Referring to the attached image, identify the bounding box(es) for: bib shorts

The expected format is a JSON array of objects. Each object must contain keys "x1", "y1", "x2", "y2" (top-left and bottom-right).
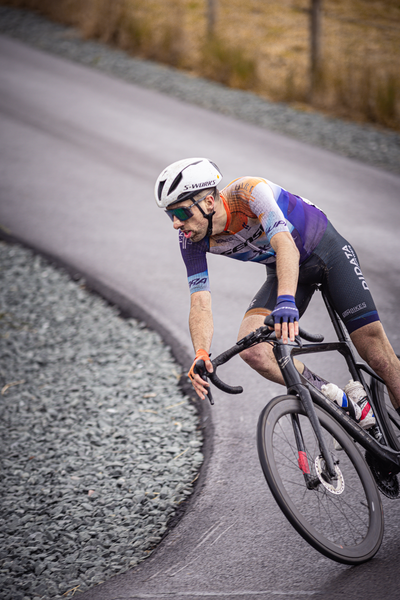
[{"x1": 245, "y1": 221, "x2": 379, "y2": 334}]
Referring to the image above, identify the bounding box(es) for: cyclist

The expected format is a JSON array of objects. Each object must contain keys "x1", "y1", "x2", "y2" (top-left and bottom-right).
[{"x1": 155, "y1": 158, "x2": 400, "y2": 425}]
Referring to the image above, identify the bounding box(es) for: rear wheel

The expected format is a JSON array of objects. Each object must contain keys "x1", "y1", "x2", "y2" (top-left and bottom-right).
[
  {"x1": 257, "y1": 395, "x2": 383, "y2": 565},
  {"x1": 368, "y1": 361, "x2": 400, "y2": 498}
]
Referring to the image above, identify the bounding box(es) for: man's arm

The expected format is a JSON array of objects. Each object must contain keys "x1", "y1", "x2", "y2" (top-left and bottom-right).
[
  {"x1": 189, "y1": 290, "x2": 213, "y2": 352},
  {"x1": 188, "y1": 290, "x2": 214, "y2": 400},
  {"x1": 270, "y1": 231, "x2": 300, "y2": 343}
]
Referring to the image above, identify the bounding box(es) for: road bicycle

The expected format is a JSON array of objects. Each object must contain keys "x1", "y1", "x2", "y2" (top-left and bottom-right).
[{"x1": 195, "y1": 285, "x2": 400, "y2": 565}]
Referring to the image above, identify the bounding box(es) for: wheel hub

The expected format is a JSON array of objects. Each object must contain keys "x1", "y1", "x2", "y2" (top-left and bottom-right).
[{"x1": 315, "y1": 455, "x2": 345, "y2": 495}]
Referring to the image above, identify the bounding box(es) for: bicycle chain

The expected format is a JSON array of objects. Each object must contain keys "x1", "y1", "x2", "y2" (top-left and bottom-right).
[{"x1": 365, "y1": 451, "x2": 400, "y2": 499}]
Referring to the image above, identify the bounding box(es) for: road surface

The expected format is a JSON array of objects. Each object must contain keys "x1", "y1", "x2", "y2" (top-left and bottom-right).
[{"x1": 1, "y1": 35, "x2": 400, "y2": 600}]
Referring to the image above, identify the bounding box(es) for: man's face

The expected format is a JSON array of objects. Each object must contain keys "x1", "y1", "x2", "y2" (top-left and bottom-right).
[{"x1": 168, "y1": 196, "x2": 212, "y2": 242}]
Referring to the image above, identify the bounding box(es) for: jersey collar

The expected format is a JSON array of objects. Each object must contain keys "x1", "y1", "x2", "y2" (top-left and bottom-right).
[{"x1": 221, "y1": 193, "x2": 231, "y2": 232}]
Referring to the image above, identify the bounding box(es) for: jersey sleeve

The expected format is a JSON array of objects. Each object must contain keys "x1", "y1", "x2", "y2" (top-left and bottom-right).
[
  {"x1": 250, "y1": 180, "x2": 289, "y2": 241},
  {"x1": 179, "y1": 231, "x2": 210, "y2": 294}
]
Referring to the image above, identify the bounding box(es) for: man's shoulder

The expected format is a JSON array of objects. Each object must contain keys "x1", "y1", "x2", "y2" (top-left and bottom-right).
[
  {"x1": 222, "y1": 176, "x2": 267, "y2": 196},
  {"x1": 221, "y1": 177, "x2": 278, "y2": 219}
]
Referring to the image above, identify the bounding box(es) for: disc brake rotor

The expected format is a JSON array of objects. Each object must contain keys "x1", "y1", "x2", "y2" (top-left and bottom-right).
[{"x1": 315, "y1": 455, "x2": 345, "y2": 495}]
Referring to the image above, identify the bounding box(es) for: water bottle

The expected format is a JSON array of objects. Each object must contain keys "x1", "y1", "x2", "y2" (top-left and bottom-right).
[
  {"x1": 344, "y1": 380, "x2": 368, "y2": 404},
  {"x1": 344, "y1": 380, "x2": 376, "y2": 429},
  {"x1": 321, "y1": 383, "x2": 360, "y2": 420}
]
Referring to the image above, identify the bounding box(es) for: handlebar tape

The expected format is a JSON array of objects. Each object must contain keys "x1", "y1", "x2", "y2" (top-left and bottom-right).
[
  {"x1": 195, "y1": 358, "x2": 243, "y2": 397},
  {"x1": 264, "y1": 315, "x2": 324, "y2": 343},
  {"x1": 194, "y1": 359, "x2": 214, "y2": 405},
  {"x1": 208, "y1": 371, "x2": 243, "y2": 395},
  {"x1": 194, "y1": 318, "x2": 324, "y2": 403}
]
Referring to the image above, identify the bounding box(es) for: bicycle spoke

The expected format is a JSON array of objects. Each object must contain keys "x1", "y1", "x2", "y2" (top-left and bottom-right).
[
  {"x1": 273, "y1": 414, "x2": 371, "y2": 546},
  {"x1": 258, "y1": 397, "x2": 383, "y2": 563}
]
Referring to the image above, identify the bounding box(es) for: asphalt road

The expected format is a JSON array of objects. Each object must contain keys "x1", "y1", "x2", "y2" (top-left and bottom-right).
[{"x1": 1, "y1": 35, "x2": 400, "y2": 600}]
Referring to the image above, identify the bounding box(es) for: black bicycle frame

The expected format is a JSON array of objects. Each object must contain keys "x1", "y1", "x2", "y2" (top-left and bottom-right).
[
  {"x1": 273, "y1": 342, "x2": 338, "y2": 479},
  {"x1": 288, "y1": 341, "x2": 400, "y2": 472},
  {"x1": 206, "y1": 285, "x2": 400, "y2": 475},
  {"x1": 270, "y1": 315, "x2": 400, "y2": 475}
]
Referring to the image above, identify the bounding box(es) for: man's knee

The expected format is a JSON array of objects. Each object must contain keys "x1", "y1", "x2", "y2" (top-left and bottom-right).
[
  {"x1": 237, "y1": 313, "x2": 276, "y2": 375},
  {"x1": 240, "y1": 345, "x2": 263, "y2": 371},
  {"x1": 239, "y1": 344, "x2": 275, "y2": 375}
]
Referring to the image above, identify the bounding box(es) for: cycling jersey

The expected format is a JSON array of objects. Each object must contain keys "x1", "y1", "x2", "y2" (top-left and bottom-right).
[
  {"x1": 247, "y1": 221, "x2": 380, "y2": 333},
  {"x1": 180, "y1": 177, "x2": 328, "y2": 294}
]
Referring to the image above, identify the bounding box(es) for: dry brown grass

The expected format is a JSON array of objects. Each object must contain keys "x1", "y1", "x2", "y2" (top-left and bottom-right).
[{"x1": 3, "y1": 0, "x2": 400, "y2": 130}]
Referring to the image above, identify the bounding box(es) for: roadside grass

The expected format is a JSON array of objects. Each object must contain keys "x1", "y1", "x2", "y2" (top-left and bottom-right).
[{"x1": 2, "y1": 0, "x2": 399, "y2": 130}]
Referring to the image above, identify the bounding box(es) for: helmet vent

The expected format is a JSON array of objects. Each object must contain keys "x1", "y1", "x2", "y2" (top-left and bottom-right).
[
  {"x1": 157, "y1": 180, "x2": 166, "y2": 201},
  {"x1": 210, "y1": 161, "x2": 221, "y2": 175},
  {"x1": 168, "y1": 172, "x2": 183, "y2": 196},
  {"x1": 154, "y1": 158, "x2": 222, "y2": 208}
]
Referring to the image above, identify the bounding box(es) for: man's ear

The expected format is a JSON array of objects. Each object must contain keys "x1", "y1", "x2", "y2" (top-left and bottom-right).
[{"x1": 205, "y1": 194, "x2": 215, "y2": 210}]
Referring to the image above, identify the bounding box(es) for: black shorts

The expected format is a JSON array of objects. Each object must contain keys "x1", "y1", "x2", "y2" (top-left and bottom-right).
[{"x1": 245, "y1": 221, "x2": 380, "y2": 334}]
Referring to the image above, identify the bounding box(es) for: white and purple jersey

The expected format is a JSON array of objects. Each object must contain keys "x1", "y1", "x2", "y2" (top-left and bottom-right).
[{"x1": 180, "y1": 177, "x2": 328, "y2": 294}]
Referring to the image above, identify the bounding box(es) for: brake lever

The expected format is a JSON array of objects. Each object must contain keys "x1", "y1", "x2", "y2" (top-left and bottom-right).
[{"x1": 194, "y1": 359, "x2": 214, "y2": 405}]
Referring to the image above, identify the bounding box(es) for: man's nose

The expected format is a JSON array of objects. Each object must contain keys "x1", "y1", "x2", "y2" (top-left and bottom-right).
[{"x1": 173, "y1": 216, "x2": 183, "y2": 229}]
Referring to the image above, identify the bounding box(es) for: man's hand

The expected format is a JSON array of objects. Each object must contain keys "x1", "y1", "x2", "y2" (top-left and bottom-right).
[
  {"x1": 188, "y1": 348, "x2": 213, "y2": 400},
  {"x1": 271, "y1": 295, "x2": 299, "y2": 343}
]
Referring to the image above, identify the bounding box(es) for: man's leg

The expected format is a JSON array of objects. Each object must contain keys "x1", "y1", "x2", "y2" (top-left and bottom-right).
[
  {"x1": 350, "y1": 321, "x2": 400, "y2": 410},
  {"x1": 237, "y1": 313, "x2": 307, "y2": 385},
  {"x1": 238, "y1": 260, "x2": 327, "y2": 387}
]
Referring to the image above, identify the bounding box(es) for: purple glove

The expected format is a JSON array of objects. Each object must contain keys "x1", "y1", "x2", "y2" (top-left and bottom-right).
[{"x1": 271, "y1": 295, "x2": 299, "y2": 325}]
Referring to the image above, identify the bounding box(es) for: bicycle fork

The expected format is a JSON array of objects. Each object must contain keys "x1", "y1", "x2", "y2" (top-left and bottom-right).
[
  {"x1": 290, "y1": 413, "x2": 321, "y2": 489},
  {"x1": 274, "y1": 344, "x2": 338, "y2": 484}
]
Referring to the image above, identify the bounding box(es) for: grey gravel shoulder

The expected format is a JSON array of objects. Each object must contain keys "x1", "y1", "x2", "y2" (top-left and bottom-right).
[
  {"x1": 0, "y1": 241, "x2": 203, "y2": 600},
  {"x1": 0, "y1": 5, "x2": 399, "y2": 174}
]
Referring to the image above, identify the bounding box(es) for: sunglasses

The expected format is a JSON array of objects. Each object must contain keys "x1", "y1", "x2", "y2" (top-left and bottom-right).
[{"x1": 165, "y1": 194, "x2": 209, "y2": 222}]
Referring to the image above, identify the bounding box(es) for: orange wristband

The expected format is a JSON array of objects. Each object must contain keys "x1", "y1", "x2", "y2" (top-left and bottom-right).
[{"x1": 188, "y1": 348, "x2": 210, "y2": 381}]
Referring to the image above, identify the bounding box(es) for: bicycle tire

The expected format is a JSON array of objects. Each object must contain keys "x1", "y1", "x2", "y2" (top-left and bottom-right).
[
  {"x1": 370, "y1": 355, "x2": 400, "y2": 451},
  {"x1": 257, "y1": 395, "x2": 383, "y2": 565}
]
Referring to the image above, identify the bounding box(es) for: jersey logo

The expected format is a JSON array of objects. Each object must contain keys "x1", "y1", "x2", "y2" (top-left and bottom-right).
[
  {"x1": 265, "y1": 220, "x2": 286, "y2": 236},
  {"x1": 233, "y1": 182, "x2": 254, "y2": 194},
  {"x1": 342, "y1": 245, "x2": 369, "y2": 291},
  {"x1": 220, "y1": 226, "x2": 264, "y2": 256},
  {"x1": 179, "y1": 230, "x2": 192, "y2": 249},
  {"x1": 189, "y1": 277, "x2": 207, "y2": 288},
  {"x1": 342, "y1": 302, "x2": 367, "y2": 319}
]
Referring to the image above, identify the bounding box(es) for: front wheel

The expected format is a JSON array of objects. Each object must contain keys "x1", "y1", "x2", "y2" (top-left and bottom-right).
[{"x1": 257, "y1": 395, "x2": 383, "y2": 565}]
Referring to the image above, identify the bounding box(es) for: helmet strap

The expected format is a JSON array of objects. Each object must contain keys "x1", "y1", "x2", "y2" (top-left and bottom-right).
[{"x1": 195, "y1": 203, "x2": 215, "y2": 237}]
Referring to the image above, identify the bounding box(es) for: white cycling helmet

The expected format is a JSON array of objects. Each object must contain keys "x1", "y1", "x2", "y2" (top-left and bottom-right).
[{"x1": 154, "y1": 158, "x2": 222, "y2": 208}]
